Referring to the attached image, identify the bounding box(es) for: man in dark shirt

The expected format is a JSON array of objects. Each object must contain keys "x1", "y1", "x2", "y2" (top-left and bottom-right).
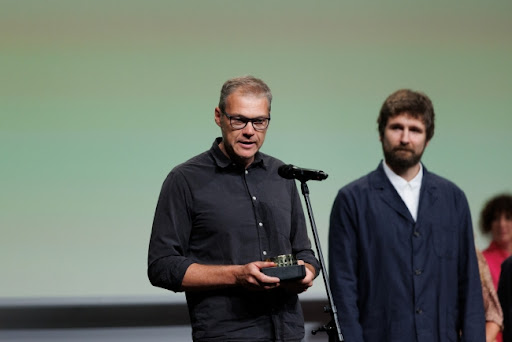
[{"x1": 148, "y1": 75, "x2": 319, "y2": 341}]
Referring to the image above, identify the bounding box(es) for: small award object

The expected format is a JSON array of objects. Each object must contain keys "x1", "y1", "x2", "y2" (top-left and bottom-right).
[{"x1": 261, "y1": 254, "x2": 306, "y2": 281}]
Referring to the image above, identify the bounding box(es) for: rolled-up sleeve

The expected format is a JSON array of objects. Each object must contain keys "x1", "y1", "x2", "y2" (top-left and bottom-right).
[{"x1": 147, "y1": 170, "x2": 194, "y2": 292}]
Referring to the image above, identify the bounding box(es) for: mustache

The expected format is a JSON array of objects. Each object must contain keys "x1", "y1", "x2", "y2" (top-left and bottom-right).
[{"x1": 392, "y1": 147, "x2": 415, "y2": 153}]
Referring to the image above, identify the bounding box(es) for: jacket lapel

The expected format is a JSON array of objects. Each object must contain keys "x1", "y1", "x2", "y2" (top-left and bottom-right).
[
  {"x1": 417, "y1": 167, "x2": 438, "y2": 222},
  {"x1": 371, "y1": 162, "x2": 414, "y2": 223}
]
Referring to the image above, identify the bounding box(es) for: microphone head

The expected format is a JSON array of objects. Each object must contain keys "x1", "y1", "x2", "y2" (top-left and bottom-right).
[
  {"x1": 278, "y1": 164, "x2": 328, "y2": 181},
  {"x1": 314, "y1": 170, "x2": 329, "y2": 181},
  {"x1": 278, "y1": 164, "x2": 296, "y2": 179}
]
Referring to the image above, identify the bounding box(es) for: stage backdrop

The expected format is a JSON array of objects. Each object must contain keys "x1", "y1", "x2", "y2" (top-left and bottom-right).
[{"x1": 1, "y1": 0, "x2": 511, "y2": 303}]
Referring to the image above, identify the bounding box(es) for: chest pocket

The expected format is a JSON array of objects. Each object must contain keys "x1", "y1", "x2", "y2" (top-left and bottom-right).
[{"x1": 432, "y1": 225, "x2": 457, "y2": 258}]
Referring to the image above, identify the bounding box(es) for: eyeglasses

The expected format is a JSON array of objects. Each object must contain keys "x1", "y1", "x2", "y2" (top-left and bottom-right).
[{"x1": 222, "y1": 111, "x2": 271, "y2": 131}]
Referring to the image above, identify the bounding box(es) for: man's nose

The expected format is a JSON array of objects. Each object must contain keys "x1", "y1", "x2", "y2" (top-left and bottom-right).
[
  {"x1": 400, "y1": 129, "x2": 410, "y2": 144},
  {"x1": 242, "y1": 122, "x2": 255, "y2": 135}
]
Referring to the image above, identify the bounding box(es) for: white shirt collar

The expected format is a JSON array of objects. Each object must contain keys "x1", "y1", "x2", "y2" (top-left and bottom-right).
[
  {"x1": 382, "y1": 161, "x2": 423, "y2": 221},
  {"x1": 382, "y1": 161, "x2": 423, "y2": 191}
]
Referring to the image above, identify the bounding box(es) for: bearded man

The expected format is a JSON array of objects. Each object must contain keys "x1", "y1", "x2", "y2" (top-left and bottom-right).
[{"x1": 328, "y1": 89, "x2": 485, "y2": 342}]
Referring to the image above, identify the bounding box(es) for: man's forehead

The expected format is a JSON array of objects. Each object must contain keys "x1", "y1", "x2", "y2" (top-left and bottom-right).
[
  {"x1": 228, "y1": 89, "x2": 266, "y2": 101},
  {"x1": 388, "y1": 112, "x2": 426, "y2": 125},
  {"x1": 225, "y1": 92, "x2": 270, "y2": 112}
]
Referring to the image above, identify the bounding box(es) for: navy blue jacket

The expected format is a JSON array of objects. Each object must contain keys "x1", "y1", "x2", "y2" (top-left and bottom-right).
[{"x1": 329, "y1": 162, "x2": 485, "y2": 342}]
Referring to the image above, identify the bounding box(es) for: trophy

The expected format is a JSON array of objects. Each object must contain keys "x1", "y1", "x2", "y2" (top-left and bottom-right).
[{"x1": 261, "y1": 254, "x2": 306, "y2": 281}]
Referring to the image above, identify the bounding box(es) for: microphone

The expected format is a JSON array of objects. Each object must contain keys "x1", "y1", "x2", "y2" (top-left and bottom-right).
[{"x1": 278, "y1": 164, "x2": 328, "y2": 182}]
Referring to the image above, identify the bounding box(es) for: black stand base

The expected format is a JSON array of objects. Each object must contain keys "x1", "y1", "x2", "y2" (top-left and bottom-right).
[{"x1": 312, "y1": 317, "x2": 340, "y2": 342}]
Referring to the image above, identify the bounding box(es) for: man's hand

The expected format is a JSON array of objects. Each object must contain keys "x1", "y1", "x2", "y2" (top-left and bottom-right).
[
  {"x1": 234, "y1": 261, "x2": 281, "y2": 291},
  {"x1": 279, "y1": 260, "x2": 316, "y2": 293}
]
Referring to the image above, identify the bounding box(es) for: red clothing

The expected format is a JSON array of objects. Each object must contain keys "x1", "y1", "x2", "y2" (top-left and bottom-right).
[{"x1": 483, "y1": 241, "x2": 512, "y2": 290}]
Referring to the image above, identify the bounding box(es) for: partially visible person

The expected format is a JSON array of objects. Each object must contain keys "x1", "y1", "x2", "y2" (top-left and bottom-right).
[
  {"x1": 477, "y1": 248, "x2": 504, "y2": 342},
  {"x1": 498, "y1": 255, "x2": 512, "y2": 342},
  {"x1": 481, "y1": 194, "x2": 512, "y2": 290}
]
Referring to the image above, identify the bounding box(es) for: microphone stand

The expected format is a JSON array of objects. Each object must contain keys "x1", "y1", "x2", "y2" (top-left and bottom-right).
[{"x1": 299, "y1": 180, "x2": 344, "y2": 342}]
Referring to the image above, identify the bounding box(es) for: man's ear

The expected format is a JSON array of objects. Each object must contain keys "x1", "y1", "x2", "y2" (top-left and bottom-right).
[{"x1": 214, "y1": 107, "x2": 222, "y2": 127}]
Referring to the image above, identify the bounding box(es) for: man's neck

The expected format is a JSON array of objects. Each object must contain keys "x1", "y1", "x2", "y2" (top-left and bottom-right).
[
  {"x1": 218, "y1": 141, "x2": 253, "y2": 169},
  {"x1": 386, "y1": 161, "x2": 421, "y2": 182}
]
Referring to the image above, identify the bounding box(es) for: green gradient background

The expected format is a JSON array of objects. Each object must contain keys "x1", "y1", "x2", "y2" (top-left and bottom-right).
[{"x1": 1, "y1": 1, "x2": 511, "y2": 301}]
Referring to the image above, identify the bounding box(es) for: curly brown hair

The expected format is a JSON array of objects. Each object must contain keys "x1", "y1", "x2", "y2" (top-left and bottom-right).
[{"x1": 479, "y1": 193, "x2": 512, "y2": 234}]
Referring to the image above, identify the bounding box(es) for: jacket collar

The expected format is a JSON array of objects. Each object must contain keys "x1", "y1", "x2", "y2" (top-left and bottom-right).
[{"x1": 371, "y1": 160, "x2": 438, "y2": 223}]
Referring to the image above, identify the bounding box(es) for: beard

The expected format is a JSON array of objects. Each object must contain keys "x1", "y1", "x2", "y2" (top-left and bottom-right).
[{"x1": 383, "y1": 146, "x2": 424, "y2": 174}]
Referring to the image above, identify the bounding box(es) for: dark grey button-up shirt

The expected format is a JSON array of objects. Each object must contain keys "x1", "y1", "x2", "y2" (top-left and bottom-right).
[{"x1": 148, "y1": 138, "x2": 319, "y2": 341}]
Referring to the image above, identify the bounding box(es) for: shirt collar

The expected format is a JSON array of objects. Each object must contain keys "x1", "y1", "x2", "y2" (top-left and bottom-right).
[
  {"x1": 210, "y1": 137, "x2": 265, "y2": 170},
  {"x1": 382, "y1": 161, "x2": 423, "y2": 191}
]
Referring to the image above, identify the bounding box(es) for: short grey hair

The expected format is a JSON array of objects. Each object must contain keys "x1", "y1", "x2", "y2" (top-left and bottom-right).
[{"x1": 218, "y1": 75, "x2": 272, "y2": 114}]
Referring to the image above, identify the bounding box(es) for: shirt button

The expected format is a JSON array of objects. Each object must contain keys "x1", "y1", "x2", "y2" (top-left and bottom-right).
[
  {"x1": 414, "y1": 269, "x2": 422, "y2": 275},
  {"x1": 416, "y1": 308, "x2": 423, "y2": 314},
  {"x1": 245, "y1": 170, "x2": 249, "y2": 174},
  {"x1": 262, "y1": 251, "x2": 267, "y2": 256},
  {"x1": 259, "y1": 222, "x2": 263, "y2": 227},
  {"x1": 252, "y1": 196, "x2": 257, "y2": 201},
  {"x1": 413, "y1": 231, "x2": 421, "y2": 237}
]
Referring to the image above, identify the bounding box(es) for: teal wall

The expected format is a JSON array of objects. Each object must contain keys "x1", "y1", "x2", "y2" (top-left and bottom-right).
[{"x1": 1, "y1": 1, "x2": 511, "y2": 301}]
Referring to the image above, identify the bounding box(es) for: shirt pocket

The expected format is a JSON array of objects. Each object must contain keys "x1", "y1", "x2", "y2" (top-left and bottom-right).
[{"x1": 432, "y1": 225, "x2": 457, "y2": 259}]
